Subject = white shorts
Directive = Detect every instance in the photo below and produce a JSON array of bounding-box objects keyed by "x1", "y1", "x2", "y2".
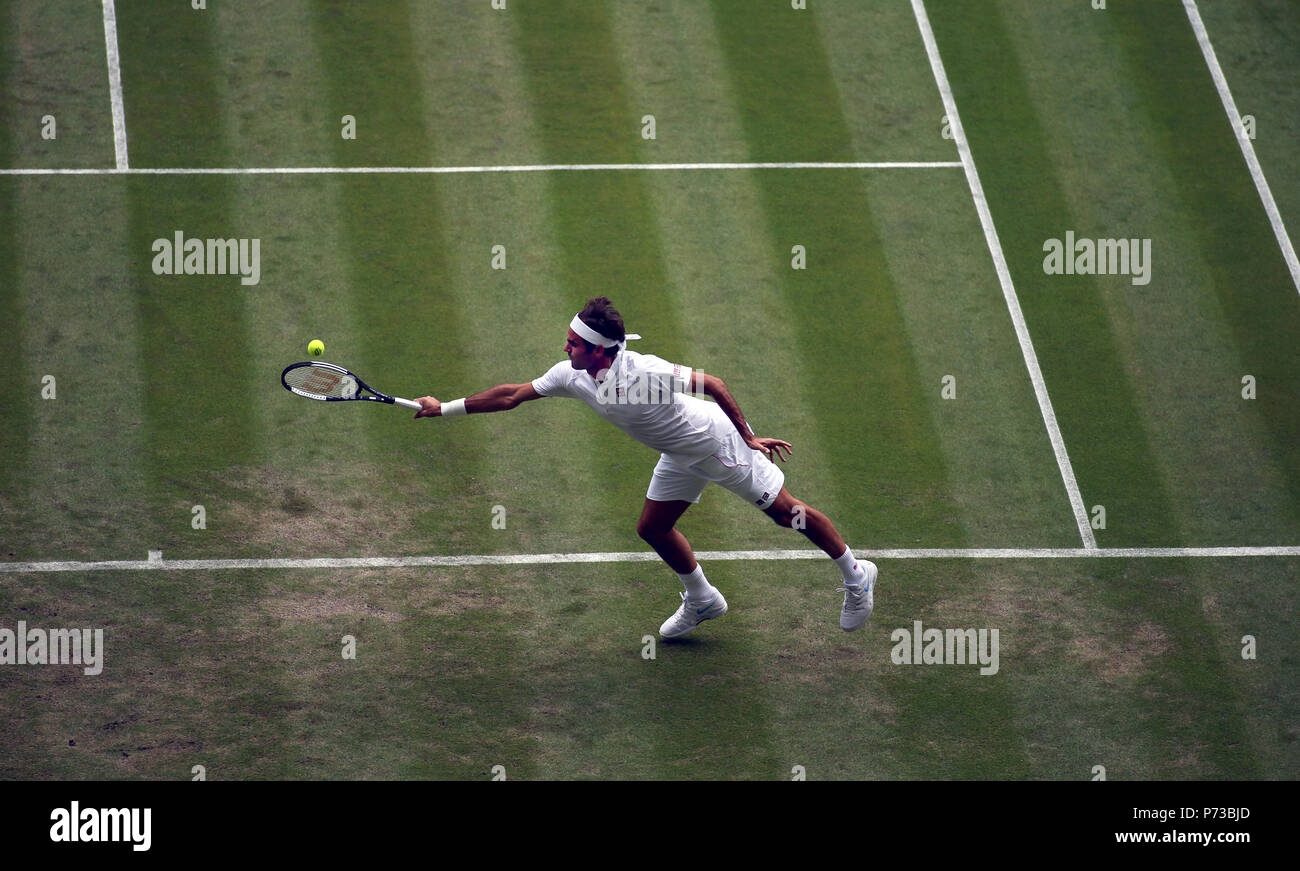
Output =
[{"x1": 646, "y1": 432, "x2": 786, "y2": 510}]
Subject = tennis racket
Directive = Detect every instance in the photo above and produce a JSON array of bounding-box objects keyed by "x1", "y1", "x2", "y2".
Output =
[{"x1": 281, "y1": 361, "x2": 423, "y2": 410}]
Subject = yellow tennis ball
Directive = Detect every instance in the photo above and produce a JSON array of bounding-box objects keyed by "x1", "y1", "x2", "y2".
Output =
[{"x1": 308, "y1": 339, "x2": 324, "y2": 357}]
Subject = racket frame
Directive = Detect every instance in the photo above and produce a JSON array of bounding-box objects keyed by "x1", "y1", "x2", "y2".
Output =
[{"x1": 281, "y1": 361, "x2": 423, "y2": 410}]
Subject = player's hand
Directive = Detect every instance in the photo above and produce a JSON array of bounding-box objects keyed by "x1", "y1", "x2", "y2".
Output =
[
  {"x1": 414, "y1": 396, "x2": 441, "y2": 419},
  {"x1": 748, "y1": 436, "x2": 792, "y2": 462}
]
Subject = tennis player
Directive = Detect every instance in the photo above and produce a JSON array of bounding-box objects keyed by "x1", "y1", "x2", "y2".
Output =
[{"x1": 414, "y1": 297, "x2": 876, "y2": 638}]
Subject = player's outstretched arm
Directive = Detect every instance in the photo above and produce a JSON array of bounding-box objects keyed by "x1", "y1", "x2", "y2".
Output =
[
  {"x1": 690, "y1": 372, "x2": 793, "y2": 462},
  {"x1": 414, "y1": 383, "x2": 541, "y2": 418}
]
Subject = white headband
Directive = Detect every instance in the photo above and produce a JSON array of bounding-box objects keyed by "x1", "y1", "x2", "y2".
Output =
[{"x1": 570, "y1": 314, "x2": 641, "y2": 351}]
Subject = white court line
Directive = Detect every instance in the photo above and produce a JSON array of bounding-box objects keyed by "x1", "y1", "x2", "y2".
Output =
[
  {"x1": 100, "y1": 0, "x2": 129, "y2": 170},
  {"x1": 1184, "y1": 0, "x2": 1300, "y2": 298},
  {"x1": 0, "y1": 161, "x2": 962, "y2": 177},
  {"x1": 1, "y1": 546, "x2": 1296, "y2": 573},
  {"x1": 911, "y1": 0, "x2": 1097, "y2": 550}
]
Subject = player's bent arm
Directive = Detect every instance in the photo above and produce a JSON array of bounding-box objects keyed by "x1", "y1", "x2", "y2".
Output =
[
  {"x1": 688, "y1": 371, "x2": 793, "y2": 462},
  {"x1": 689, "y1": 372, "x2": 755, "y2": 441},
  {"x1": 414, "y1": 383, "x2": 541, "y2": 418}
]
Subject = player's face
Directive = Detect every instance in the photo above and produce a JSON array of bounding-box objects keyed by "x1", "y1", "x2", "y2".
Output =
[{"x1": 564, "y1": 329, "x2": 607, "y2": 370}]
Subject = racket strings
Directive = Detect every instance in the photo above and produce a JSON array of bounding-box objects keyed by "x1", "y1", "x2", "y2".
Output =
[{"x1": 285, "y1": 365, "x2": 356, "y2": 399}]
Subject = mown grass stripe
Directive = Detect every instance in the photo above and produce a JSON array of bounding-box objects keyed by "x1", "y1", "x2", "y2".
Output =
[
  {"x1": 1178, "y1": 556, "x2": 1298, "y2": 778},
  {"x1": 1113, "y1": 0, "x2": 1300, "y2": 527},
  {"x1": 821, "y1": 2, "x2": 1079, "y2": 547},
  {"x1": 510, "y1": 1, "x2": 644, "y2": 165},
  {"x1": 861, "y1": 171, "x2": 1081, "y2": 547},
  {"x1": 2, "y1": 5, "x2": 147, "y2": 778},
  {"x1": 993, "y1": 0, "x2": 1296, "y2": 546},
  {"x1": 711, "y1": 0, "x2": 1034, "y2": 779},
  {"x1": 760, "y1": 174, "x2": 964, "y2": 547},
  {"x1": 5, "y1": 12, "x2": 146, "y2": 553},
  {"x1": 307, "y1": 0, "x2": 540, "y2": 779},
  {"x1": 119, "y1": 0, "x2": 259, "y2": 545},
  {"x1": 1184, "y1": 0, "x2": 1299, "y2": 296},
  {"x1": 1192, "y1": 0, "x2": 1300, "y2": 277},
  {"x1": 404, "y1": 4, "x2": 610, "y2": 556},
  {"x1": 0, "y1": 2, "x2": 16, "y2": 170},
  {"x1": 307, "y1": 14, "x2": 484, "y2": 559},
  {"x1": 1101, "y1": 0, "x2": 1290, "y2": 780},
  {"x1": 405, "y1": 0, "x2": 545, "y2": 167},
  {"x1": 0, "y1": 208, "x2": 27, "y2": 552},
  {"x1": 115, "y1": 2, "x2": 228, "y2": 167},
  {"x1": 16, "y1": 178, "x2": 152, "y2": 562},
  {"x1": 512, "y1": 0, "x2": 783, "y2": 779},
  {"x1": 711, "y1": 1, "x2": 856, "y2": 163},
  {"x1": 1096, "y1": 556, "x2": 1263, "y2": 778},
  {"x1": 3, "y1": 0, "x2": 116, "y2": 169},
  {"x1": 119, "y1": 6, "x2": 276, "y2": 778},
  {"x1": 0, "y1": 5, "x2": 33, "y2": 560},
  {"x1": 404, "y1": 4, "x2": 656, "y2": 777},
  {"x1": 512, "y1": 0, "x2": 689, "y2": 528},
  {"x1": 608, "y1": 1, "x2": 844, "y2": 551},
  {"x1": 927, "y1": 1, "x2": 1180, "y2": 548},
  {"x1": 914, "y1": 0, "x2": 1094, "y2": 549},
  {"x1": 210, "y1": 0, "x2": 339, "y2": 168},
  {"x1": 711, "y1": 4, "x2": 964, "y2": 548},
  {"x1": 209, "y1": 1, "x2": 381, "y2": 563},
  {"x1": 930, "y1": 0, "x2": 1263, "y2": 778},
  {"x1": 609, "y1": 5, "x2": 900, "y2": 776},
  {"x1": 814, "y1": 0, "x2": 958, "y2": 163},
  {"x1": 607, "y1": 0, "x2": 755, "y2": 166},
  {"x1": 4, "y1": 2, "x2": 265, "y2": 778},
  {"x1": 0, "y1": 3, "x2": 11, "y2": 161}
]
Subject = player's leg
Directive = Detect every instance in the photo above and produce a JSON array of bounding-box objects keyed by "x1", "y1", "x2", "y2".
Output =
[
  {"x1": 642, "y1": 459, "x2": 727, "y2": 638},
  {"x1": 639, "y1": 499, "x2": 729, "y2": 638},
  {"x1": 636, "y1": 498, "x2": 696, "y2": 574},
  {"x1": 685, "y1": 425, "x2": 876, "y2": 631},
  {"x1": 762, "y1": 488, "x2": 846, "y2": 557},
  {"x1": 762, "y1": 487, "x2": 875, "y2": 630}
]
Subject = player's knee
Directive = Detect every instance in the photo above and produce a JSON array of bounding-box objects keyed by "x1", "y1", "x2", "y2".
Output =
[{"x1": 637, "y1": 518, "x2": 662, "y2": 541}]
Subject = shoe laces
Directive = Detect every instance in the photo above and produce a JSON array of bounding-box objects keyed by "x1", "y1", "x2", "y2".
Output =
[
  {"x1": 672, "y1": 591, "x2": 698, "y2": 619},
  {"x1": 839, "y1": 580, "x2": 869, "y2": 601}
]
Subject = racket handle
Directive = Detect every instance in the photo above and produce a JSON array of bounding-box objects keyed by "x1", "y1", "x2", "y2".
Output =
[{"x1": 394, "y1": 397, "x2": 423, "y2": 411}]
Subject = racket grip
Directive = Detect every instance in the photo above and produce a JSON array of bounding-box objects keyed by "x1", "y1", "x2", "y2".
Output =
[{"x1": 394, "y1": 397, "x2": 423, "y2": 411}]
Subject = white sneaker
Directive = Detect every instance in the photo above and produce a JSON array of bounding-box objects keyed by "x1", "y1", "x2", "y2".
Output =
[
  {"x1": 660, "y1": 588, "x2": 728, "y2": 639},
  {"x1": 840, "y1": 561, "x2": 877, "y2": 631}
]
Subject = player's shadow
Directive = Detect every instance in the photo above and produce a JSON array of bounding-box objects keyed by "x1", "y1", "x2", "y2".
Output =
[{"x1": 658, "y1": 635, "x2": 707, "y2": 647}]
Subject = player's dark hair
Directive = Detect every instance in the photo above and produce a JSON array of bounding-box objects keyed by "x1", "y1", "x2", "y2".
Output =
[{"x1": 578, "y1": 297, "x2": 625, "y2": 359}]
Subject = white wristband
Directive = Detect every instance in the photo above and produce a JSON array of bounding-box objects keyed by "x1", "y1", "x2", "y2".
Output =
[{"x1": 441, "y1": 398, "x2": 467, "y2": 418}]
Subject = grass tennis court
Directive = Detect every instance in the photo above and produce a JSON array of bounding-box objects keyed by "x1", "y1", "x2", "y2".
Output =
[{"x1": 1, "y1": 0, "x2": 1296, "y2": 780}]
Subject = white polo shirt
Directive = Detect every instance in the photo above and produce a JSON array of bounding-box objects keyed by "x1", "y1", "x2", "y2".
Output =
[{"x1": 531, "y1": 350, "x2": 738, "y2": 461}]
